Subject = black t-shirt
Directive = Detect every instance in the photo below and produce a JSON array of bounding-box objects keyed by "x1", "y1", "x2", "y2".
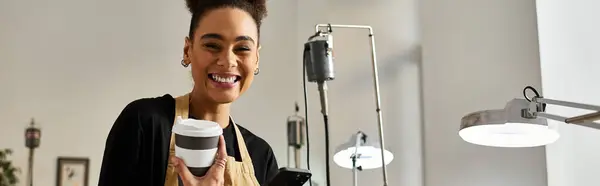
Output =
[{"x1": 98, "y1": 94, "x2": 279, "y2": 186}]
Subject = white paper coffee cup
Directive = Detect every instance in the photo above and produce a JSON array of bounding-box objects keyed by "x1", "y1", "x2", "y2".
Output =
[{"x1": 172, "y1": 116, "x2": 223, "y2": 177}]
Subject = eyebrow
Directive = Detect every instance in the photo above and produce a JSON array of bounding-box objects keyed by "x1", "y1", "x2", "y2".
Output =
[{"x1": 200, "y1": 33, "x2": 255, "y2": 44}]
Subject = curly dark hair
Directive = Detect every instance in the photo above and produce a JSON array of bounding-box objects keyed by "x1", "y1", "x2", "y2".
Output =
[{"x1": 185, "y1": 0, "x2": 268, "y2": 39}]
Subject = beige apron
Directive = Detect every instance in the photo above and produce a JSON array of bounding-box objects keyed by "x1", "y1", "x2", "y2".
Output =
[{"x1": 164, "y1": 94, "x2": 260, "y2": 186}]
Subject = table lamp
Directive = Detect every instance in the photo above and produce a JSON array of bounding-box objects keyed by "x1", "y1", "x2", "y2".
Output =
[{"x1": 459, "y1": 86, "x2": 600, "y2": 147}]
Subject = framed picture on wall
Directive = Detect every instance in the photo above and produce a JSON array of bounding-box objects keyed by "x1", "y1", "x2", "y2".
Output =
[{"x1": 56, "y1": 157, "x2": 89, "y2": 186}]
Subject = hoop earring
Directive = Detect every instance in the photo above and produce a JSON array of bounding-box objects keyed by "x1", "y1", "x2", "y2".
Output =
[
  {"x1": 181, "y1": 59, "x2": 189, "y2": 67},
  {"x1": 254, "y1": 68, "x2": 260, "y2": 75}
]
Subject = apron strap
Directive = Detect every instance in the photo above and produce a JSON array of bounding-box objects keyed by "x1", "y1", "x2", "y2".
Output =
[
  {"x1": 230, "y1": 119, "x2": 257, "y2": 173},
  {"x1": 164, "y1": 94, "x2": 190, "y2": 186},
  {"x1": 228, "y1": 118, "x2": 260, "y2": 186}
]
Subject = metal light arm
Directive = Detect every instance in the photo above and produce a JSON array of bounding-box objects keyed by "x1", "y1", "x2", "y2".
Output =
[
  {"x1": 530, "y1": 97, "x2": 600, "y2": 130},
  {"x1": 314, "y1": 24, "x2": 389, "y2": 186}
]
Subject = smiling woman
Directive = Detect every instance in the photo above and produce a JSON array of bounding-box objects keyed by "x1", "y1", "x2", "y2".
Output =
[{"x1": 97, "y1": 1, "x2": 278, "y2": 186}]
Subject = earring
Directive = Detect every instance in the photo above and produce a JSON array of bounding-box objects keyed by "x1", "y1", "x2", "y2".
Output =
[
  {"x1": 181, "y1": 59, "x2": 189, "y2": 67},
  {"x1": 254, "y1": 68, "x2": 260, "y2": 75}
]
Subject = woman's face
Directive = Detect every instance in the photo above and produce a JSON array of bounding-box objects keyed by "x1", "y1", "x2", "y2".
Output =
[{"x1": 184, "y1": 7, "x2": 260, "y2": 104}]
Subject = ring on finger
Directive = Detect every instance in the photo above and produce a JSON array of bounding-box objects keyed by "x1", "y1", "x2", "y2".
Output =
[
  {"x1": 215, "y1": 158, "x2": 227, "y2": 165},
  {"x1": 214, "y1": 157, "x2": 227, "y2": 163},
  {"x1": 214, "y1": 160, "x2": 226, "y2": 168}
]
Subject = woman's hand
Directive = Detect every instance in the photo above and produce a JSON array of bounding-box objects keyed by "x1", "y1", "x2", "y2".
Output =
[{"x1": 171, "y1": 135, "x2": 228, "y2": 186}]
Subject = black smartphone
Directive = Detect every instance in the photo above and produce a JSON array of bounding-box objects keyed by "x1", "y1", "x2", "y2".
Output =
[{"x1": 267, "y1": 167, "x2": 312, "y2": 186}]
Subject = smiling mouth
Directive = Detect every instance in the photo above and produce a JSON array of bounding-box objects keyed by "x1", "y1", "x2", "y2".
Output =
[{"x1": 208, "y1": 73, "x2": 242, "y2": 84}]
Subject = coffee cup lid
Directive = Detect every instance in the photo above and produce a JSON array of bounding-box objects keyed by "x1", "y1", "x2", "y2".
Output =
[{"x1": 172, "y1": 116, "x2": 223, "y2": 137}]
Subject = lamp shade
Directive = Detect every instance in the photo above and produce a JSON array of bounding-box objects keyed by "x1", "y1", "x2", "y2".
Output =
[
  {"x1": 459, "y1": 98, "x2": 560, "y2": 148},
  {"x1": 333, "y1": 133, "x2": 394, "y2": 170}
]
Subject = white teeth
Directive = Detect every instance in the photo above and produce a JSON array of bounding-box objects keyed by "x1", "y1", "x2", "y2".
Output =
[{"x1": 211, "y1": 74, "x2": 236, "y2": 83}]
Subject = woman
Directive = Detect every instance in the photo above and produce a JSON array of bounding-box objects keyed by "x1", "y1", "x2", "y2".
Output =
[{"x1": 98, "y1": 0, "x2": 278, "y2": 185}]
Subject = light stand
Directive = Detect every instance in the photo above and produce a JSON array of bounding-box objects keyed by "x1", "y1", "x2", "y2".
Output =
[
  {"x1": 351, "y1": 132, "x2": 366, "y2": 186},
  {"x1": 459, "y1": 86, "x2": 600, "y2": 148},
  {"x1": 25, "y1": 118, "x2": 41, "y2": 186},
  {"x1": 312, "y1": 24, "x2": 389, "y2": 186},
  {"x1": 287, "y1": 102, "x2": 306, "y2": 168}
]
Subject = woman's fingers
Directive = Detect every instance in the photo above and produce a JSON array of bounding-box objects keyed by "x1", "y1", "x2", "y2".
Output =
[
  {"x1": 206, "y1": 135, "x2": 228, "y2": 177},
  {"x1": 216, "y1": 135, "x2": 227, "y2": 160},
  {"x1": 171, "y1": 156, "x2": 197, "y2": 184}
]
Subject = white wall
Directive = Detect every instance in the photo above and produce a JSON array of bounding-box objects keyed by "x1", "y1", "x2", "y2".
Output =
[
  {"x1": 0, "y1": 0, "x2": 299, "y2": 185},
  {"x1": 536, "y1": 0, "x2": 600, "y2": 186},
  {"x1": 420, "y1": 0, "x2": 548, "y2": 186}
]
